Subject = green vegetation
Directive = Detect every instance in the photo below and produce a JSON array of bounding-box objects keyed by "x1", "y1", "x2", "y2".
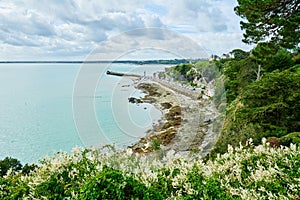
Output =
[
  {"x1": 0, "y1": 157, "x2": 22, "y2": 177},
  {"x1": 213, "y1": 62, "x2": 300, "y2": 155},
  {"x1": 235, "y1": 0, "x2": 299, "y2": 49},
  {"x1": 1, "y1": 1, "x2": 300, "y2": 199},
  {"x1": 0, "y1": 157, "x2": 37, "y2": 177},
  {"x1": 206, "y1": 0, "x2": 300, "y2": 156},
  {"x1": 150, "y1": 139, "x2": 161, "y2": 151},
  {"x1": 1, "y1": 142, "x2": 300, "y2": 199},
  {"x1": 165, "y1": 61, "x2": 219, "y2": 87},
  {"x1": 165, "y1": 47, "x2": 299, "y2": 158}
]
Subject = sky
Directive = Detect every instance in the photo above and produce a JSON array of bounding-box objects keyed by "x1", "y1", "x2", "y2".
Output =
[{"x1": 0, "y1": 0, "x2": 253, "y2": 61}]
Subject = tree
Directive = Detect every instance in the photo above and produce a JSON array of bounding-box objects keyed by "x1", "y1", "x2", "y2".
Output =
[
  {"x1": 221, "y1": 56, "x2": 257, "y2": 103},
  {"x1": 240, "y1": 65, "x2": 300, "y2": 135},
  {"x1": 251, "y1": 42, "x2": 296, "y2": 72},
  {"x1": 230, "y1": 49, "x2": 250, "y2": 60},
  {"x1": 213, "y1": 65, "x2": 300, "y2": 155},
  {"x1": 21, "y1": 163, "x2": 37, "y2": 175},
  {"x1": 0, "y1": 157, "x2": 22, "y2": 177},
  {"x1": 235, "y1": 0, "x2": 300, "y2": 49}
]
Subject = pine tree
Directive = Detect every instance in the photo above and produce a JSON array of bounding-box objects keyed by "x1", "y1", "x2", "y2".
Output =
[{"x1": 235, "y1": 0, "x2": 300, "y2": 49}]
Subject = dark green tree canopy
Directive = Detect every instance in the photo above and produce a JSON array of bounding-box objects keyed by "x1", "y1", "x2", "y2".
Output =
[
  {"x1": 235, "y1": 0, "x2": 300, "y2": 49},
  {"x1": 0, "y1": 157, "x2": 22, "y2": 177},
  {"x1": 230, "y1": 49, "x2": 250, "y2": 60}
]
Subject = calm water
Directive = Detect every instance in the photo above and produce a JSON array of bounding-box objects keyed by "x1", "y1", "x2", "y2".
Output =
[{"x1": 0, "y1": 63, "x2": 166, "y2": 163}]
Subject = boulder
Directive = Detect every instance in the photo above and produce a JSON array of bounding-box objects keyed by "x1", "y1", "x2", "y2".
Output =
[
  {"x1": 128, "y1": 97, "x2": 143, "y2": 104},
  {"x1": 161, "y1": 102, "x2": 172, "y2": 109}
]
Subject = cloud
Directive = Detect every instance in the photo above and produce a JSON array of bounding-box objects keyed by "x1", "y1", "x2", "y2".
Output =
[
  {"x1": 88, "y1": 28, "x2": 208, "y2": 61},
  {"x1": 0, "y1": 6, "x2": 55, "y2": 37},
  {"x1": 0, "y1": 0, "x2": 248, "y2": 60},
  {"x1": 161, "y1": 0, "x2": 232, "y2": 33},
  {"x1": 193, "y1": 32, "x2": 253, "y2": 55},
  {"x1": 139, "y1": 13, "x2": 164, "y2": 28},
  {"x1": 144, "y1": 4, "x2": 168, "y2": 16}
]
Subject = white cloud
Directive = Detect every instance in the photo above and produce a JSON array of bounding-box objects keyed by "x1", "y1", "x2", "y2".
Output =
[
  {"x1": 160, "y1": 0, "x2": 228, "y2": 32},
  {"x1": 87, "y1": 28, "x2": 208, "y2": 61},
  {"x1": 191, "y1": 32, "x2": 253, "y2": 55},
  {"x1": 0, "y1": 0, "x2": 250, "y2": 60}
]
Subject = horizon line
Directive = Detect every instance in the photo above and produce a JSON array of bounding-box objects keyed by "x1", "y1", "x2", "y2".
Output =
[{"x1": 0, "y1": 58, "x2": 208, "y2": 64}]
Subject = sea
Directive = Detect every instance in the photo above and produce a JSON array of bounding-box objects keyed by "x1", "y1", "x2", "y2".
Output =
[{"x1": 0, "y1": 63, "x2": 167, "y2": 164}]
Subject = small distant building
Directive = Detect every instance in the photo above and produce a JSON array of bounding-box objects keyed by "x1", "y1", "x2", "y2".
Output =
[{"x1": 209, "y1": 54, "x2": 220, "y2": 61}]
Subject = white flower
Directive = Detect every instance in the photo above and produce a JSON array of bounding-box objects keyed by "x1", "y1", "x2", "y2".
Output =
[
  {"x1": 227, "y1": 144, "x2": 234, "y2": 154},
  {"x1": 290, "y1": 143, "x2": 297, "y2": 152},
  {"x1": 125, "y1": 148, "x2": 133, "y2": 156},
  {"x1": 5, "y1": 168, "x2": 14, "y2": 177}
]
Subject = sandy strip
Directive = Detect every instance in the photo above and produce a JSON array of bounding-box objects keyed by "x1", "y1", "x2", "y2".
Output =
[{"x1": 129, "y1": 77, "x2": 220, "y2": 158}]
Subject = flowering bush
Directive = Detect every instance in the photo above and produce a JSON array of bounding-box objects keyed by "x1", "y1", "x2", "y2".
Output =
[{"x1": 0, "y1": 140, "x2": 299, "y2": 199}]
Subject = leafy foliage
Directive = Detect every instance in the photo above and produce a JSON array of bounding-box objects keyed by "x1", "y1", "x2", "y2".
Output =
[
  {"x1": 21, "y1": 163, "x2": 37, "y2": 175},
  {"x1": 230, "y1": 49, "x2": 250, "y2": 60},
  {"x1": 220, "y1": 55, "x2": 257, "y2": 103},
  {"x1": 235, "y1": 0, "x2": 300, "y2": 49},
  {"x1": 1, "y1": 2, "x2": 300, "y2": 199},
  {"x1": 166, "y1": 61, "x2": 219, "y2": 86},
  {"x1": 174, "y1": 63, "x2": 192, "y2": 77},
  {"x1": 0, "y1": 157, "x2": 22, "y2": 177},
  {"x1": 79, "y1": 166, "x2": 147, "y2": 200},
  {"x1": 213, "y1": 53, "x2": 300, "y2": 155},
  {"x1": 0, "y1": 142, "x2": 299, "y2": 199},
  {"x1": 252, "y1": 43, "x2": 296, "y2": 72},
  {"x1": 240, "y1": 65, "x2": 300, "y2": 133}
]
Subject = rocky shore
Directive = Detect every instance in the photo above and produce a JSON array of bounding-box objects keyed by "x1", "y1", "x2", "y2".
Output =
[
  {"x1": 129, "y1": 78, "x2": 221, "y2": 159},
  {"x1": 128, "y1": 81, "x2": 181, "y2": 153}
]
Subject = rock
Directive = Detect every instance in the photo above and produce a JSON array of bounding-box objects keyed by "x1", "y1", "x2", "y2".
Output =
[
  {"x1": 128, "y1": 97, "x2": 135, "y2": 103},
  {"x1": 204, "y1": 119, "x2": 212, "y2": 123},
  {"x1": 138, "y1": 83, "x2": 161, "y2": 97},
  {"x1": 170, "y1": 106, "x2": 181, "y2": 115},
  {"x1": 162, "y1": 122, "x2": 172, "y2": 129},
  {"x1": 161, "y1": 102, "x2": 172, "y2": 109},
  {"x1": 160, "y1": 129, "x2": 176, "y2": 145},
  {"x1": 172, "y1": 117, "x2": 182, "y2": 126},
  {"x1": 151, "y1": 129, "x2": 176, "y2": 145},
  {"x1": 128, "y1": 97, "x2": 143, "y2": 104},
  {"x1": 165, "y1": 106, "x2": 182, "y2": 120},
  {"x1": 133, "y1": 147, "x2": 145, "y2": 154},
  {"x1": 142, "y1": 96, "x2": 156, "y2": 103}
]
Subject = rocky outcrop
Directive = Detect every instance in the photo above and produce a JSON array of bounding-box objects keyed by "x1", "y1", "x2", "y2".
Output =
[
  {"x1": 129, "y1": 79, "x2": 221, "y2": 159},
  {"x1": 130, "y1": 82, "x2": 183, "y2": 153},
  {"x1": 128, "y1": 97, "x2": 143, "y2": 104}
]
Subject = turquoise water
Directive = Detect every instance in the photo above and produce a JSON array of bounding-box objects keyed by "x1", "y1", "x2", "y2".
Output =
[{"x1": 0, "y1": 63, "x2": 166, "y2": 163}]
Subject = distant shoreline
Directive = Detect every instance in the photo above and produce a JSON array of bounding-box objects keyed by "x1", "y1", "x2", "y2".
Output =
[{"x1": 0, "y1": 59, "x2": 206, "y2": 65}]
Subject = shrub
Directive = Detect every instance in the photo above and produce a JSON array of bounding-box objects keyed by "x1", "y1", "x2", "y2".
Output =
[
  {"x1": 0, "y1": 141, "x2": 299, "y2": 199},
  {"x1": 0, "y1": 157, "x2": 22, "y2": 177}
]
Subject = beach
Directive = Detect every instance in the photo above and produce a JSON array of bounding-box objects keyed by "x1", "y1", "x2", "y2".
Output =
[{"x1": 129, "y1": 77, "x2": 220, "y2": 158}]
